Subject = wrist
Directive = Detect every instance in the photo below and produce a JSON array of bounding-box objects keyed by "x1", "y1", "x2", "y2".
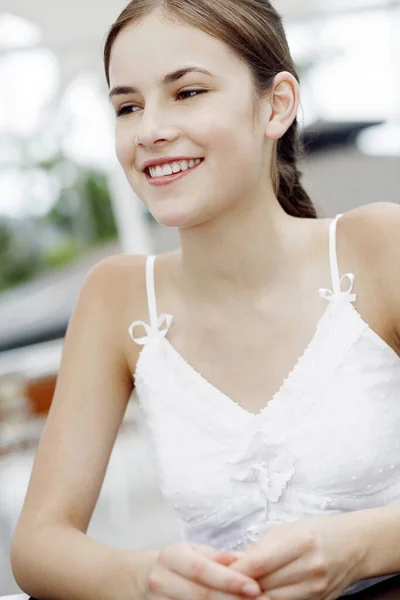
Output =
[
  {"x1": 339, "y1": 510, "x2": 373, "y2": 582},
  {"x1": 104, "y1": 548, "x2": 160, "y2": 600},
  {"x1": 133, "y1": 550, "x2": 161, "y2": 600}
]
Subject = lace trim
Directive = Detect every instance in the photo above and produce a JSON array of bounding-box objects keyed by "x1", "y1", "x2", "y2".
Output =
[
  {"x1": 134, "y1": 300, "x2": 367, "y2": 467},
  {"x1": 132, "y1": 268, "x2": 357, "y2": 428}
]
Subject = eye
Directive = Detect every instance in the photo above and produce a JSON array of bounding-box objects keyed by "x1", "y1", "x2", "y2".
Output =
[
  {"x1": 115, "y1": 89, "x2": 207, "y2": 117},
  {"x1": 176, "y1": 89, "x2": 207, "y2": 100},
  {"x1": 116, "y1": 104, "x2": 139, "y2": 117}
]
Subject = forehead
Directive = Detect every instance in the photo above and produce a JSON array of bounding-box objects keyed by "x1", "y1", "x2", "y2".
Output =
[{"x1": 108, "y1": 10, "x2": 247, "y2": 87}]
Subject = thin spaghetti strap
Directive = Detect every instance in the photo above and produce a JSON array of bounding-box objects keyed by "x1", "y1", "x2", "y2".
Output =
[
  {"x1": 146, "y1": 255, "x2": 158, "y2": 328},
  {"x1": 128, "y1": 255, "x2": 173, "y2": 346},
  {"x1": 319, "y1": 214, "x2": 356, "y2": 304},
  {"x1": 328, "y1": 214, "x2": 344, "y2": 295}
]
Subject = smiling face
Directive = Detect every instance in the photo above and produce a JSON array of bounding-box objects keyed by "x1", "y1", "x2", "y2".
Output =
[{"x1": 108, "y1": 9, "x2": 274, "y2": 228}]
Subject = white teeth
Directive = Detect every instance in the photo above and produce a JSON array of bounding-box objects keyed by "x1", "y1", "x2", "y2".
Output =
[
  {"x1": 148, "y1": 158, "x2": 202, "y2": 178},
  {"x1": 161, "y1": 164, "x2": 173, "y2": 176}
]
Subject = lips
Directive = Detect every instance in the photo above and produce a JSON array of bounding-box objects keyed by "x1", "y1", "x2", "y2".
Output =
[
  {"x1": 142, "y1": 156, "x2": 204, "y2": 173},
  {"x1": 144, "y1": 158, "x2": 204, "y2": 186}
]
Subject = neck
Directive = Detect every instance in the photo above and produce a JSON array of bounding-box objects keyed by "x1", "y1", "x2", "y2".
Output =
[{"x1": 176, "y1": 190, "x2": 308, "y2": 308}]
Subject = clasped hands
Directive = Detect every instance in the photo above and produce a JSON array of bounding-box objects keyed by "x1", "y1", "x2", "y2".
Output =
[{"x1": 213, "y1": 514, "x2": 367, "y2": 600}]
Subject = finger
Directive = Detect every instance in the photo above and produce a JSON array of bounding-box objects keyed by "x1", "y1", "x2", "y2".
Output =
[
  {"x1": 163, "y1": 545, "x2": 262, "y2": 596},
  {"x1": 194, "y1": 546, "x2": 245, "y2": 568},
  {"x1": 229, "y1": 542, "x2": 304, "y2": 579},
  {"x1": 214, "y1": 552, "x2": 246, "y2": 566},
  {"x1": 258, "y1": 554, "x2": 318, "y2": 591},
  {"x1": 148, "y1": 565, "x2": 258, "y2": 600},
  {"x1": 214, "y1": 555, "x2": 240, "y2": 566},
  {"x1": 255, "y1": 580, "x2": 327, "y2": 600},
  {"x1": 194, "y1": 546, "x2": 242, "y2": 569},
  {"x1": 191, "y1": 544, "x2": 245, "y2": 561}
]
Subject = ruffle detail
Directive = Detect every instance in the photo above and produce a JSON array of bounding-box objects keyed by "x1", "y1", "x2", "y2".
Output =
[{"x1": 227, "y1": 430, "x2": 295, "y2": 519}]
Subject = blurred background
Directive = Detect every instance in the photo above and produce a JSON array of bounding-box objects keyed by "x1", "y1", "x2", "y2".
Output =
[{"x1": 0, "y1": 0, "x2": 399, "y2": 595}]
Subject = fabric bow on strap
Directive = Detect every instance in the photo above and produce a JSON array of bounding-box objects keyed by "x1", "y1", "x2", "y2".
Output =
[
  {"x1": 319, "y1": 273, "x2": 356, "y2": 304},
  {"x1": 128, "y1": 313, "x2": 173, "y2": 345}
]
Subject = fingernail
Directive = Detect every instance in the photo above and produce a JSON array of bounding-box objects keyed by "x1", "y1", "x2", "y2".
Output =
[{"x1": 242, "y1": 583, "x2": 261, "y2": 596}]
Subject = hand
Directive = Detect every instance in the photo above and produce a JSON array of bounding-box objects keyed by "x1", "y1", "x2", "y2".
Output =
[
  {"x1": 220, "y1": 515, "x2": 366, "y2": 600},
  {"x1": 145, "y1": 542, "x2": 262, "y2": 600}
]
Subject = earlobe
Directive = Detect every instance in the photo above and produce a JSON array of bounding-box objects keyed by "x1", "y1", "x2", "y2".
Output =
[
  {"x1": 266, "y1": 114, "x2": 296, "y2": 141},
  {"x1": 265, "y1": 74, "x2": 298, "y2": 141}
]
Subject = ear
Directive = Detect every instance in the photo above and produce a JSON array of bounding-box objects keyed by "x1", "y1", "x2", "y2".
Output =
[{"x1": 264, "y1": 71, "x2": 299, "y2": 141}]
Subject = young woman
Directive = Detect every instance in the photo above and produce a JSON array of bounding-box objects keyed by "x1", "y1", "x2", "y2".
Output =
[{"x1": 11, "y1": 1, "x2": 400, "y2": 600}]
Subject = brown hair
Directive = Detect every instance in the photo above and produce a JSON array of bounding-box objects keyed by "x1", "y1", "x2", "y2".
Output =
[{"x1": 104, "y1": 0, "x2": 317, "y2": 218}]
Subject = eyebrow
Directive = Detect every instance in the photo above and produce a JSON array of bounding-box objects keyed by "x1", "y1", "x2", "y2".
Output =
[{"x1": 108, "y1": 66, "x2": 213, "y2": 101}]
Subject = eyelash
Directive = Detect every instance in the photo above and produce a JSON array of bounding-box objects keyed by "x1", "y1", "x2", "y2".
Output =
[{"x1": 116, "y1": 89, "x2": 207, "y2": 117}]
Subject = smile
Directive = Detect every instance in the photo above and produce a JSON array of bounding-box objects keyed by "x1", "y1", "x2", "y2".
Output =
[{"x1": 145, "y1": 158, "x2": 204, "y2": 186}]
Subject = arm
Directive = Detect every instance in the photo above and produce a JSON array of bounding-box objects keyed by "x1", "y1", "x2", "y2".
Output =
[
  {"x1": 341, "y1": 202, "x2": 400, "y2": 581},
  {"x1": 10, "y1": 255, "x2": 155, "y2": 600},
  {"x1": 343, "y1": 201, "x2": 400, "y2": 351},
  {"x1": 342, "y1": 505, "x2": 400, "y2": 581},
  {"x1": 378, "y1": 202, "x2": 400, "y2": 349},
  {"x1": 13, "y1": 525, "x2": 159, "y2": 600}
]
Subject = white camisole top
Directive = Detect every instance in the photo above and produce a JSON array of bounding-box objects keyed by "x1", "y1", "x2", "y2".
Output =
[{"x1": 128, "y1": 213, "x2": 400, "y2": 596}]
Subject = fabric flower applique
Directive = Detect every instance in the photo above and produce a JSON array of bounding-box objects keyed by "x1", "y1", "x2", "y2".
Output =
[{"x1": 227, "y1": 430, "x2": 295, "y2": 520}]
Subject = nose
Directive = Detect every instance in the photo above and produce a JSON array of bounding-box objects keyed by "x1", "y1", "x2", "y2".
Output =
[{"x1": 135, "y1": 104, "x2": 178, "y2": 148}]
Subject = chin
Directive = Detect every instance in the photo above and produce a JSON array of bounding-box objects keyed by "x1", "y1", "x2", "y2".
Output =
[
  {"x1": 152, "y1": 211, "x2": 206, "y2": 229},
  {"x1": 150, "y1": 201, "x2": 216, "y2": 229}
]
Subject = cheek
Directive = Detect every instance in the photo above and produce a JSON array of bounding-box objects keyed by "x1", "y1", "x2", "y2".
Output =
[
  {"x1": 200, "y1": 120, "x2": 259, "y2": 183},
  {"x1": 194, "y1": 99, "x2": 257, "y2": 166},
  {"x1": 194, "y1": 105, "x2": 235, "y2": 147},
  {"x1": 115, "y1": 125, "x2": 135, "y2": 169}
]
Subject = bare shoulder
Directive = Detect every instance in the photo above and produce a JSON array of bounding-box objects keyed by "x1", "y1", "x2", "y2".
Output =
[
  {"x1": 82, "y1": 253, "x2": 149, "y2": 357},
  {"x1": 85, "y1": 252, "x2": 147, "y2": 296},
  {"x1": 339, "y1": 201, "x2": 400, "y2": 248},
  {"x1": 339, "y1": 202, "x2": 400, "y2": 344},
  {"x1": 86, "y1": 251, "x2": 179, "y2": 374}
]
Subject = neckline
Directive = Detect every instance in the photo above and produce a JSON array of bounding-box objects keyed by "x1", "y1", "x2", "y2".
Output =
[
  {"x1": 136, "y1": 216, "x2": 339, "y2": 419},
  {"x1": 133, "y1": 213, "x2": 400, "y2": 420},
  {"x1": 135, "y1": 300, "x2": 400, "y2": 422},
  {"x1": 157, "y1": 301, "x2": 333, "y2": 419}
]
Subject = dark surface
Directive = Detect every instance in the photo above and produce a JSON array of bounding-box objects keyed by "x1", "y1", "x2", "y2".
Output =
[
  {"x1": 302, "y1": 120, "x2": 383, "y2": 155},
  {"x1": 0, "y1": 241, "x2": 119, "y2": 353},
  {"x1": 26, "y1": 573, "x2": 400, "y2": 600},
  {"x1": 339, "y1": 573, "x2": 400, "y2": 599}
]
